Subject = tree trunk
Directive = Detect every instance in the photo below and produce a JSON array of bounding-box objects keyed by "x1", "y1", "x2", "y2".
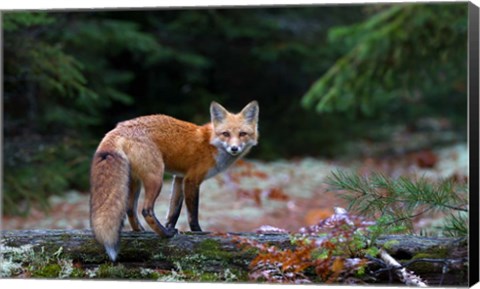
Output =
[{"x1": 1, "y1": 229, "x2": 468, "y2": 285}]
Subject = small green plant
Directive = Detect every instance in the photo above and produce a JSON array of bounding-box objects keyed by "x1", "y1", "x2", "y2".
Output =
[{"x1": 328, "y1": 170, "x2": 468, "y2": 236}]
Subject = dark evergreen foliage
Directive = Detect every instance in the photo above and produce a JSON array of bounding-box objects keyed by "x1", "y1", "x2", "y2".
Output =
[{"x1": 2, "y1": 4, "x2": 468, "y2": 214}]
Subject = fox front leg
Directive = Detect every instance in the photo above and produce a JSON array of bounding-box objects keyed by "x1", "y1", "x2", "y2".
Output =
[{"x1": 184, "y1": 178, "x2": 202, "y2": 232}]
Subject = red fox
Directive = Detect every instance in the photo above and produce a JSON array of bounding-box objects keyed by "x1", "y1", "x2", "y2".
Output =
[{"x1": 90, "y1": 101, "x2": 259, "y2": 261}]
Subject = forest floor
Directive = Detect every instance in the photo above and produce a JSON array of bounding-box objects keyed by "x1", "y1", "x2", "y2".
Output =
[{"x1": 1, "y1": 143, "x2": 468, "y2": 236}]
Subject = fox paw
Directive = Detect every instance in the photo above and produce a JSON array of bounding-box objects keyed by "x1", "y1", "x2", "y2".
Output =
[
  {"x1": 190, "y1": 225, "x2": 202, "y2": 232},
  {"x1": 165, "y1": 227, "x2": 178, "y2": 238},
  {"x1": 131, "y1": 227, "x2": 145, "y2": 232}
]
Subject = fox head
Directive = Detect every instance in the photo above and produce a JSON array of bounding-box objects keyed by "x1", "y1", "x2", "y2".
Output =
[{"x1": 210, "y1": 100, "x2": 259, "y2": 156}]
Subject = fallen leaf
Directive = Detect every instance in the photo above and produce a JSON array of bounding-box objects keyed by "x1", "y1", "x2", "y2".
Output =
[{"x1": 304, "y1": 209, "x2": 333, "y2": 226}]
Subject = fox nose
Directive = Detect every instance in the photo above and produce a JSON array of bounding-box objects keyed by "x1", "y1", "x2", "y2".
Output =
[{"x1": 231, "y1": 146, "x2": 239, "y2": 153}]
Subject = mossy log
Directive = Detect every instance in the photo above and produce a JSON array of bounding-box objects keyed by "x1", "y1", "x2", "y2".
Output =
[{"x1": 1, "y1": 230, "x2": 468, "y2": 284}]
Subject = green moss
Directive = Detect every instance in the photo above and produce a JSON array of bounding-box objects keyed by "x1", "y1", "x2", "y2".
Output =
[
  {"x1": 70, "y1": 268, "x2": 86, "y2": 278},
  {"x1": 55, "y1": 236, "x2": 251, "y2": 281},
  {"x1": 160, "y1": 244, "x2": 188, "y2": 264},
  {"x1": 96, "y1": 263, "x2": 127, "y2": 278},
  {"x1": 198, "y1": 272, "x2": 219, "y2": 281},
  {"x1": 240, "y1": 246, "x2": 260, "y2": 259},
  {"x1": 196, "y1": 239, "x2": 234, "y2": 261},
  {"x1": 158, "y1": 239, "x2": 250, "y2": 282},
  {"x1": 91, "y1": 264, "x2": 163, "y2": 280},
  {"x1": 197, "y1": 239, "x2": 222, "y2": 251},
  {"x1": 228, "y1": 268, "x2": 249, "y2": 281},
  {"x1": 60, "y1": 233, "x2": 72, "y2": 242},
  {"x1": 95, "y1": 264, "x2": 138, "y2": 279},
  {"x1": 429, "y1": 247, "x2": 449, "y2": 258},
  {"x1": 75, "y1": 240, "x2": 109, "y2": 263},
  {"x1": 152, "y1": 252, "x2": 166, "y2": 260},
  {"x1": 410, "y1": 246, "x2": 449, "y2": 260},
  {"x1": 382, "y1": 240, "x2": 399, "y2": 250},
  {"x1": 412, "y1": 253, "x2": 436, "y2": 259},
  {"x1": 31, "y1": 264, "x2": 62, "y2": 277},
  {"x1": 179, "y1": 268, "x2": 246, "y2": 282},
  {"x1": 405, "y1": 246, "x2": 459, "y2": 274},
  {"x1": 406, "y1": 260, "x2": 439, "y2": 273}
]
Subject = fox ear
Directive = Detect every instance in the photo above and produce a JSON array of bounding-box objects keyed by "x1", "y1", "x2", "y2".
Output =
[
  {"x1": 210, "y1": 101, "x2": 228, "y2": 124},
  {"x1": 241, "y1": 100, "x2": 259, "y2": 124}
]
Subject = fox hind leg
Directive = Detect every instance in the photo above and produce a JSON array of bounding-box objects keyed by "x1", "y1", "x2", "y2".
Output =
[
  {"x1": 141, "y1": 171, "x2": 177, "y2": 238},
  {"x1": 127, "y1": 178, "x2": 144, "y2": 231}
]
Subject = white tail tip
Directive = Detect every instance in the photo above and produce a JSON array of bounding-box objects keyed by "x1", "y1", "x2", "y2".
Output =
[{"x1": 105, "y1": 245, "x2": 118, "y2": 262}]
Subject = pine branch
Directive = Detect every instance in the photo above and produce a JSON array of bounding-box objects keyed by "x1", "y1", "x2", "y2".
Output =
[{"x1": 327, "y1": 170, "x2": 468, "y2": 236}]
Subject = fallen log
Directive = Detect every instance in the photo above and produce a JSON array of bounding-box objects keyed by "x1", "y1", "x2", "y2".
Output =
[{"x1": 0, "y1": 230, "x2": 468, "y2": 285}]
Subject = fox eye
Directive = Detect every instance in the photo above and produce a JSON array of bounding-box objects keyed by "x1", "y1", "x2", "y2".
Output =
[
  {"x1": 222, "y1": 131, "x2": 230, "y2": 137},
  {"x1": 239, "y1": 132, "x2": 248, "y2": 137}
]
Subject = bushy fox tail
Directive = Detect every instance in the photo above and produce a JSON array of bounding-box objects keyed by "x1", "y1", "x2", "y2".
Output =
[{"x1": 89, "y1": 150, "x2": 130, "y2": 262}]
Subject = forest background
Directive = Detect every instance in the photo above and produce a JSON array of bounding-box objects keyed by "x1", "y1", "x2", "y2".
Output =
[{"x1": 3, "y1": 3, "x2": 468, "y2": 218}]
